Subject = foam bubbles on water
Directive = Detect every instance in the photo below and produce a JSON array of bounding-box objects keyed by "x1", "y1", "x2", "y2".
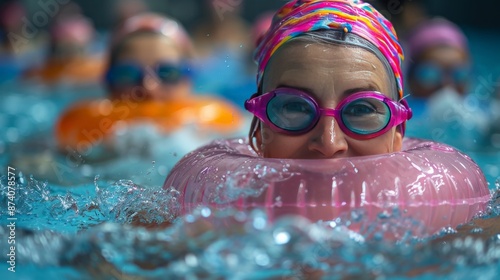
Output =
[{"x1": 214, "y1": 163, "x2": 293, "y2": 205}]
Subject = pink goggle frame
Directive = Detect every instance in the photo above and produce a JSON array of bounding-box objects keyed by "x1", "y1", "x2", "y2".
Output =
[{"x1": 245, "y1": 87, "x2": 412, "y2": 140}]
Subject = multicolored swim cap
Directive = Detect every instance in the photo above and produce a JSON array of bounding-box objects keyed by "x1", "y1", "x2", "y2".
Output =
[{"x1": 254, "y1": 0, "x2": 404, "y2": 99}]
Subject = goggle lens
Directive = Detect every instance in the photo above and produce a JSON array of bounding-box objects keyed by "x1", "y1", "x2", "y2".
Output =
[
  {"x1": 341, "y1": 97, "x2": 391, "y2": 135},
  {"x1": 266, "y1": 93, "x2": 392, "y2": 135},
  {"x1": 267, "y1": 94, "x2": 316, "y2": 132},
  {"x1": 157, "y1": 64, "x2": 184, "y2": 84},
  {"x1": 245, "y1": 87, "x2": 412, "y2": 139},
  {"x1": 109, "y1": 64, "x2": 143, "y2": 87},
  {"x1": 414, "y1": 63, "x2": 470, "y2": 87},
  {"x1": 106, "y1": 62, "x2": 190, "y2": 89}
]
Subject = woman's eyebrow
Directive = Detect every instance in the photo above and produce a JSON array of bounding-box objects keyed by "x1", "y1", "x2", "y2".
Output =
[
  {"x1": 275, "y1": 83, "x2": 319, "y2": 97},
  {"x1": 274, "y1": 84, "x2": 381, "y2": 99},
  {"x1": 342, "y1": 85, "x2": 380, "y2": 97}
]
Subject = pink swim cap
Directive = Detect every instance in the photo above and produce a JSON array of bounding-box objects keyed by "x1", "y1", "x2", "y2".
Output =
[
  {"x1": 252, "y1": 12, "x2": 274, "y2": 47},
  {"x1": 111, "y1": 13, "x2": 192, "y2": 53},
  {"x1": 50, "y1": 17, "x2": 95, "y2": 46},
  {"x1": 406, "y1": 18, "x2": 468, "y2": 61},
  {"x1": 0, "y1": 2, "x2": 26, "y2": 29},
  {"x1": 254, "y1": 0, "x2": 404, "y2": 99}
]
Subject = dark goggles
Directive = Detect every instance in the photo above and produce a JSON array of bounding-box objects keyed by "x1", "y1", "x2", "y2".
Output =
[
  {"x1": 413, "y1": 62, "x2": 470, "y2": 88},
  {"x1": 105, "y1": 61, "x2": 192, "y2": 89}
]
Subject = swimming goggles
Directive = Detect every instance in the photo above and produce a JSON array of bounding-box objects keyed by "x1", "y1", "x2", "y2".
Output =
[
  {"x1": 245, "y1": 87, "x2": 412, "y2": 139},
  {"x1": 413, "y1": 62, "x2": 470, "y2": 88},
  {"x1": 105, "y1": 61, "x2": 192, "y2": 89}
]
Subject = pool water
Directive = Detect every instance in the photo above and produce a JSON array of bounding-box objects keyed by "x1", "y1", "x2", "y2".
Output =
[
  {"x1": 1, "y1": 174, "x2": 500, "y2": 279},
  {"x1": 1, "y1": 44, "x2": 500, "y2": 279},
  {"x1": 0, "y1": 82, "x2": 500, "y2": 279}
]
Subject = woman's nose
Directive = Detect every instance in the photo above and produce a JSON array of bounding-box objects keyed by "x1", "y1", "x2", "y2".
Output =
[
  {"x1": 143, "y1": 71, "x2": 160, "y2": 91},
  {"x1": 307, "y1": 116, "x2": 348, "y2": 158}
]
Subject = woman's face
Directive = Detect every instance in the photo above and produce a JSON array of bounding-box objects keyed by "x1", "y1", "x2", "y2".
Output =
[
  {"x1": 409, "y1": 46, "x2": 469, "y2": 98},
  {"x1": 111, "y1": 33, "x2": 191, "y2": 100},
  {"x1": 255, "y1": 41, "x2": 403, "y2": 159}
]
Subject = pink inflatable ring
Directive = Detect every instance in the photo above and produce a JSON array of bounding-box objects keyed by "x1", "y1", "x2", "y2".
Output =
[{"x1": 164, "y1": 137, "x2": 490, "y2": 235}]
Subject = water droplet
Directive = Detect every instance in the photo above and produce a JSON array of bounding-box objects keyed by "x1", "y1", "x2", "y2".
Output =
[
  {"x1": 252, "y1": 216, "x2": 266, "y2": 230},
  {"x1": 273, "y1": 230, "x2": 291, "y2": 245},
  {"x1": 185, "y1": 214, "x2": 196, "y2": 223},
  {"x1": 185, "y1": 253, "x2": 198, "y2": 267},
  {"x1": 234, "y1": 211, "x2": 247, "y2": 222},
  {"x1": 274, "y1": 196, "x2": 282, "y2": 207},
  {"x1": 470, "y1": 227, "x2": 483, "y2": 233},
  {"x1": 254, "y1": 252, "x2": 270, "y2": 266},
  {"x1": 201, "y1": 207, "x2": 211, "y2": 217}
]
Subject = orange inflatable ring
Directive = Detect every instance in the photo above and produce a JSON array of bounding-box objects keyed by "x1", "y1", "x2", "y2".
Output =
[
  {"x1": 24, "y1": 57, "x2": 105, "y2": 84},
  {"x1": 56, "y1": 97, "x2": 243, "y2": 151}
]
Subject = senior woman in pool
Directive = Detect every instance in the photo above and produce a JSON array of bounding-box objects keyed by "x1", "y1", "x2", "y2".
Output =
[
  {"x1": 152, "y1": 1, "x2": 495, "y2": 276},
  {"x1": 245, "y1": 0, "x2": 410, "y2": 159},
  {"x1": 243, "y1": 0, "x2": 499, "y2": 246}
]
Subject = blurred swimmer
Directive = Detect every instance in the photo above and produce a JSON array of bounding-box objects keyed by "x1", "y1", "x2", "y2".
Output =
[
  {"x1": 105, "y1": 13, "x2": 195, "y2": 100},
  {"x1": 406, "y1": 18, "x2": 471, "y2": 99},
  {"x1": 56, "y1": 14, "x2": 243, "y2": 162},
  {"x1": 23, "y1": 16, "x2": 104, "y2": 84}
]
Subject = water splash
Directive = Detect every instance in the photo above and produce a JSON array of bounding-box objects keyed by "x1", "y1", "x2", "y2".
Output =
[
  {"x1": 2, "y1": 204, "x2": 500, "y2": 279},
  {"x1": 2, "y1": 174, "x2": 500, "y2": 279},
  {"x1": 0, "y1": 173, "x2": 180, "y2": 232}
]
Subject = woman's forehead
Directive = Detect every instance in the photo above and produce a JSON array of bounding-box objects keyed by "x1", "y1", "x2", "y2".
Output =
[
  {"x1": 262, "y1": 41, "x2": 393, "y2": 99},
  {"x1": 418, "y1": 45, "x2": 469, "y2": 66},
  {"x1": 117, "y1": 34, "x2": 182, "y2": 65}
]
